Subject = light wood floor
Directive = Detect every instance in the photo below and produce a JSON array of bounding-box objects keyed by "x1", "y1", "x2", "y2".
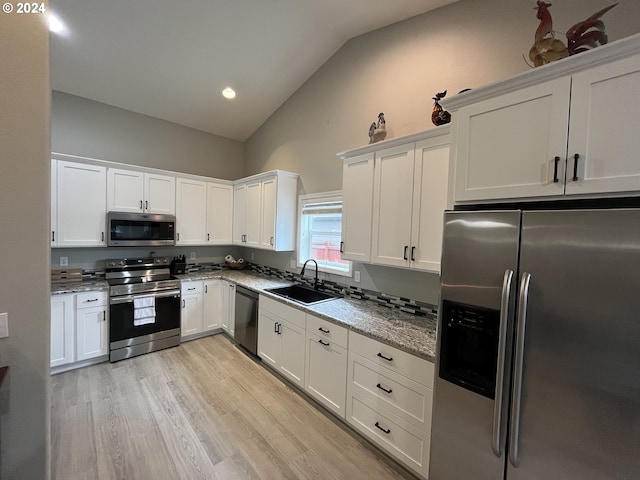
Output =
[{"x1": 51, "y1": 334, "x2": 419, "y2": 480}]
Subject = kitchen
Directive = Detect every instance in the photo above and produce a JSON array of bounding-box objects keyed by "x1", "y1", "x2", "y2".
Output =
[{"x1": 2, "y1": 0, "x2": 640, "y2": 479}]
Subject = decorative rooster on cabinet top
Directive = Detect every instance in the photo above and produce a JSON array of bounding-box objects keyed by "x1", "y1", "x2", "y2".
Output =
[{"x1": 529, "y1": 1, "x2": 618, "y2": 67}]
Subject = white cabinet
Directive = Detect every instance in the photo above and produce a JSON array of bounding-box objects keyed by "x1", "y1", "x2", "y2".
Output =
[
  {"x1": 54, "y1": 160, "x2": 107, "y2": 247},
  {"x1": 346, "y1": 331, "x2": 434, "y2": 479},
  {"x1": 51, "y1": 294, "x2": 75, "y2": 367},
  {"x1": 206, "y1": 182, "x2": 233, "y2": 245},
  {"x1": 203, "y1": 279, "x2": 222, "y2": 331},
  {"x1": 305, "y1": 315, "x2": 348, "y2": 418},
  {"x1": 448, "y1": 39, "x2": 640, "y2": 202},
  {"x1": 181, "y1": 281, "x2": 204, "y2": 338},
  {"x1": 258, "y1": 295, "x2": 306, "y2": 387},
  {"x1": 340, "y1": 153, "x2": 374, "y2": 262},
  {"x1": 233, "y1": 171, "x2": 298, "y2": 251},
  {"x1": 175, "y1": 178, "x2": 207, "y2": 245},
  {"x1": 370, "y1": 136, "x2": 450, "y2": 273},
  {"x1": 51, "y1": 160, "x2": 58, "y2": 246},
  {"x1": 221, "y1": 280, "x2": 236, "y2": 336},
  {"x1": 75, "y1": 291, "x2": 108, "y2": 362},
  {"x1": 107, "y1": 168, "x2": 176, "y2": 215}
]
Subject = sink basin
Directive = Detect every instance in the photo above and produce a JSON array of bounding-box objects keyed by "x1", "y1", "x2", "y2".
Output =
[{"x1": 265, "y1": 285, "x2": 338, "y2": 305}]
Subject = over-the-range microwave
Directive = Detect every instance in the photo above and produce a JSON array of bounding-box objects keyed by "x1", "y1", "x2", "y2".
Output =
[{"x1": 107, "y1": 212, "x2": 176, "y2": 247}]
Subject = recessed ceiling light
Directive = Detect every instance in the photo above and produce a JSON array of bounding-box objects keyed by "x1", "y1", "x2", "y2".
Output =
[
  {"x1": 222, "y1": 87, "x2": 236, "y2": 99},
  {"x1": 48, "y1": 13, "x2": 65, "y2": 34}
]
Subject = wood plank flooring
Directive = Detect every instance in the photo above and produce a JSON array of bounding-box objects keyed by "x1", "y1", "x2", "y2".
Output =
[{"x1": 51, "y1": 334, "x2": 419, "y2": 480}]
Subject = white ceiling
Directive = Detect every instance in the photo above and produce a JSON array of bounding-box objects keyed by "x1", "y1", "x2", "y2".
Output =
[{"x1": 50, "y1": 0, "x2": 457, "y2": 141}]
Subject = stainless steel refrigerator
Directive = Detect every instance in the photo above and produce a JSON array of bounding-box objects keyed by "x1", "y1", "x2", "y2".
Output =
[{"x1": 430, "y1": 208, "x2": 640, "y2": 480}]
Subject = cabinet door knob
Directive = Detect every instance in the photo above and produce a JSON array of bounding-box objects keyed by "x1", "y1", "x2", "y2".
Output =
[
  {"x1": 553, "y1": 156, "x2": 560, "y2": 183},
  {"x1": 403, "y1": 246, "x2": 408, "y2": 261},
  {"x1": 411, "y1": 246, "x2": 416, "y2": 262},
  {"x1": 102, "y1": 311, "x2": 106, "y2": 321},
  {"x1": 573, "y1": 153, "x2": 580, "y2": 181},
  {"x1": 340, "y1": 241, "x2": 344, "y2": 253},
  {"x1": 145, "y1": 200, "x2": 149, "y2": 210},
  {"x1": 140, "y1": 200, "x2": 143, "y2": 209}
]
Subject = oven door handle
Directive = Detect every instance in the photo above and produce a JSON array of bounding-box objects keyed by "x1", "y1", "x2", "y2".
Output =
[{"x1": 110, "y1": 289, "x2": 181, "y2": 305}]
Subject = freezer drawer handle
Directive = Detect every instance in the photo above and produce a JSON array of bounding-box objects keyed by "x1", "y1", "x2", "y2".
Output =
[
  {"x1": 376, "y1": 383, "x2": 393, "y2": 394},
  {"x1": 509, "y1": 272, "x2": 531, "y2": 468},
  {"x1": 377, "y1": 352, "x2": 393, "y2": 362},
  {"x1": 573, "y1": 153, "x2": 580, "y2": 181},
  {"x1": 374, "y1": 422, "x2": 391, "y2": 435},
  {"x1": 492, "y1": 269, "x2": 514, "y2": 457},
  {"x1": 553, "y1": 156, "x2": 560, "y2": 183}
]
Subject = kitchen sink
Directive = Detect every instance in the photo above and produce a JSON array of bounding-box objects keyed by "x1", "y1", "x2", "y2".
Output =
[{"x1": 265, "y1": 285, "x2": 338, "y2": 305}]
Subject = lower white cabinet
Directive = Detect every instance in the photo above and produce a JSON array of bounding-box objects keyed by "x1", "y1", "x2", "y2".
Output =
[
  {"x1": 221, "y1": 280, "x2": 236, "y2": 336},
  {"x1": 51, "y1": 290, "x2": 109, "y2": 369},
  {"x1": 258, "y1": 296, "x2": 306, "y2": 388},
  {"x1": 203, "y1": 279, "x2": 222, "y2": 331},
  {"x1": 346, "y1": 331, "x2": 434, "y2": 479},
  {"x1": 75, "y1": 291, "x2": 108, "y2": 361},
  {"x1": 181, "y1": 281, "x2": 204, "y2": 338},
  {"x1": 51, "y1": 294, "x2": 75, "y2": 367},
  {"x1": 304, "y1": 315, "x2": 348, "y2": 418}
]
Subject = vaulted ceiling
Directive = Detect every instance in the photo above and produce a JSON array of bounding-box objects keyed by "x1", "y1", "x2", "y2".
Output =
[{"x1": 50, "y1": 0, "x2": 458, "y2": 141}]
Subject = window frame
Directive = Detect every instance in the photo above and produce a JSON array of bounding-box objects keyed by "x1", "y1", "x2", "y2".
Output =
[{"x1": 297, "y1": 190, "x2": 352, "y2": 277}]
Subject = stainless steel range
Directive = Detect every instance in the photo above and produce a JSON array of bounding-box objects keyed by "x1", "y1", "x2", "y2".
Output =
[{"x1": 106, "y1": 256, "x2": 181, "y2": 362}]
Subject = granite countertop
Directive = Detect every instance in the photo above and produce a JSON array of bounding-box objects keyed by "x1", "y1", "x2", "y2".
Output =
[
  {"x1": 178, "y1": 270, "x2": 437, "y2": 361},
  {"x1": 51, "y1": 269, "x2": 437, "y2": 362}
]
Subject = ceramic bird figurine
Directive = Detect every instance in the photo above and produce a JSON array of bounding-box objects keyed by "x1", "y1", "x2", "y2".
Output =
[
  {"x1": 566, "y1": 3, "x2": 618, "y2": 55},
  {"x1": 529, "y1": 1, "x2": 617, "y2": 67},
  {"x1": 432, "y1": 91, "x2": 451, "y2": 126},
  {"x1": 529, "y1": 1, "x2": 569, "y2": 67}
]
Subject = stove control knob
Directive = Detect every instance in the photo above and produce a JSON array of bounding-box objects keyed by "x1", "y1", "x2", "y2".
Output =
[
  {"x1": 162, "y1": 258, "x2": 169, "y2": 263},
  {"x1": 119, "y1": 260, "x2": 126, "y2": 266},
  {"x1": 108, "y1": 261, "x2": 116, "y2": 267}
]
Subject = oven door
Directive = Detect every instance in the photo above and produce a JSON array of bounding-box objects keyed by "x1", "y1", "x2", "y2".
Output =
[{"x1": 109, "y1": 289, "x2": 181, "y2": 345}]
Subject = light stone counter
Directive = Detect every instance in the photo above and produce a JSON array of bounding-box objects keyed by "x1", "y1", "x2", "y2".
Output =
[
  {"x1": 51, "y1": 280, "x2": 109, "y2": 295},
  {"x1": 178, "y1": 269, "x2": 437, "y2": 362}
]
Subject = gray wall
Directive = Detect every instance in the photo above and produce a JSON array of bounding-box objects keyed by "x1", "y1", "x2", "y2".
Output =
[
  {"x1": 0, "y1": 6, "x2": 51, "y2": 480},
  {"x1": 52, "y1": 91, "x2": 245, "y2": 180},
  {"x1": 245, "y1": 0, "x2": 640, "y2": 303}
]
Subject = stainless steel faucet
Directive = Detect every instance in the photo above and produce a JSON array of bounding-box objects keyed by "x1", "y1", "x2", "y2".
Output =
[{"x1": 300, "y1": 259, "x2": 319, "y2": 290}]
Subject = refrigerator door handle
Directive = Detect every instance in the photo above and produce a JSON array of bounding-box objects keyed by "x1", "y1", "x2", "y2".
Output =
[
  {"x1": 509, "y1": 272, "x2": 531, "y2": 468},
  {"x1": 492, "y1": 269, "x2": 514, "y2": 457}
]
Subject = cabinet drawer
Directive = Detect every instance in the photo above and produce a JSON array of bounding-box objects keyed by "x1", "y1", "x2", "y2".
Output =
[
  {"x1": 181, "y1": 281, "x2": 203, "y2": 295},
  {"x1": 347, "y1": 393, "x2": 430, "y2": 478},
  {"x1": 306, "y1": 314, "x2": 348, "y2": 348},
  {"x1": 349, "y1": 351, "x2": 432, "y2": 432},
  {"x1": 259, "y1": 295, "x2": 306, "y2": 329},
  {"x1": 349, "y1": 331, "x2": 434, "y2": 387},
  {"x1": 76, "y1": 291, "x2": 108, "y2": 308}
]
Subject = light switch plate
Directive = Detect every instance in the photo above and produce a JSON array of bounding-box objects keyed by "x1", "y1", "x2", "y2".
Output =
[
  {"x1": 60, "y1": 257, "x2": 68, "y2": 267},
  {"x1": 0, "y1": 313, "x2": 8, "y2": 338},
  {"x1": 354, "y1": 271, "x2": 361, "y2": 283},
  {"x1": 190, "y1": 252, "x2": 196, "y2": 260}
]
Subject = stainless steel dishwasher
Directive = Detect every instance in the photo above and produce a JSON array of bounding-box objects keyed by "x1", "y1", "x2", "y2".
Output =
[{"x1": 234, "y1": 286, "x2": 258, "y2": 355}]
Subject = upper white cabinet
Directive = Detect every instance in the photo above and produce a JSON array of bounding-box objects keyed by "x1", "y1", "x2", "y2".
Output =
[
  {"x1": 107, "y1": 168, "x2": 175, "y2": 215},
  {"x1": 340, "y1": 153, "x2": 374, "y2": 263},
  {"x1": 339, "y1": 128, "x2": 450, "y2": 273},
  {"x1": 54, "y1": 160, "x2": 107, "y2": 247},
  {"x1": 446, "y1": 35, "x2": 640, "y2": 202},
  {"x1": 175, "y1": 178, "x2": 207, "y2": 245},
  {"x1": 233, "y1": 171, "x2": 298, "y2": 251},
  {"x1": 206, "y1": 182, "x2": 233, "y2": 245}
]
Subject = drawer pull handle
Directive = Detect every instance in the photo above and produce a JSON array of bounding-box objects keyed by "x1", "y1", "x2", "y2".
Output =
[
  {"x1": 86, "y1": 298, "x2": 99, "y2": 302},
  {"x1": 376, "y1": 383, "x2": 393, "y2": 394},
  {"x1": 318, "y1": 339, "x2": 330, "y2": 346},
  {"x1": 318, "y1": 327, "x2": 330, "y2": 334},
  {"x1": 188, "y1": 287, "x2": 196, "y2": 291},
  {"x1": 374, "y1": 422, "x2": 391, "y2": 435},
  {"x1": 377, "y1": 352, "x2": 393, "y2": 362}
]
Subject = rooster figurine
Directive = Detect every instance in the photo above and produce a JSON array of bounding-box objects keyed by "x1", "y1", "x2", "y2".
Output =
[
  {"x1": 432, "y1": 91, "x2": 451, "y2": 126},
  {"x1": 529, "y1": 1, "x2": 617, "y2": 67}
]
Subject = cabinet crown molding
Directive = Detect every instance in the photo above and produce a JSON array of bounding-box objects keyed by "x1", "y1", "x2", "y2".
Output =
[{"x1": 337, "y1": 125, "x2": 450, "y2": 160}]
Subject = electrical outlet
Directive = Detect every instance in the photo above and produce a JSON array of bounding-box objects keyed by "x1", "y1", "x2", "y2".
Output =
[
  {"x1": 354, "y1": 271, "x2": 361, "y2": 283},
  {"x1": 60, "y1": 256, "x2": 68, "y2": 267},
  {"x1": 190, "y1": 252, "x2": 196, "y2": 260},
  {"x1": 0, "y1": 313, "x2": 8, "y2": 338}
]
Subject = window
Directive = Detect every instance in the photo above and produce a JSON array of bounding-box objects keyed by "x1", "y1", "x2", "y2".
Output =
[{"x1": 298, "y1": 191, "x2": 351, "y2": 276}]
